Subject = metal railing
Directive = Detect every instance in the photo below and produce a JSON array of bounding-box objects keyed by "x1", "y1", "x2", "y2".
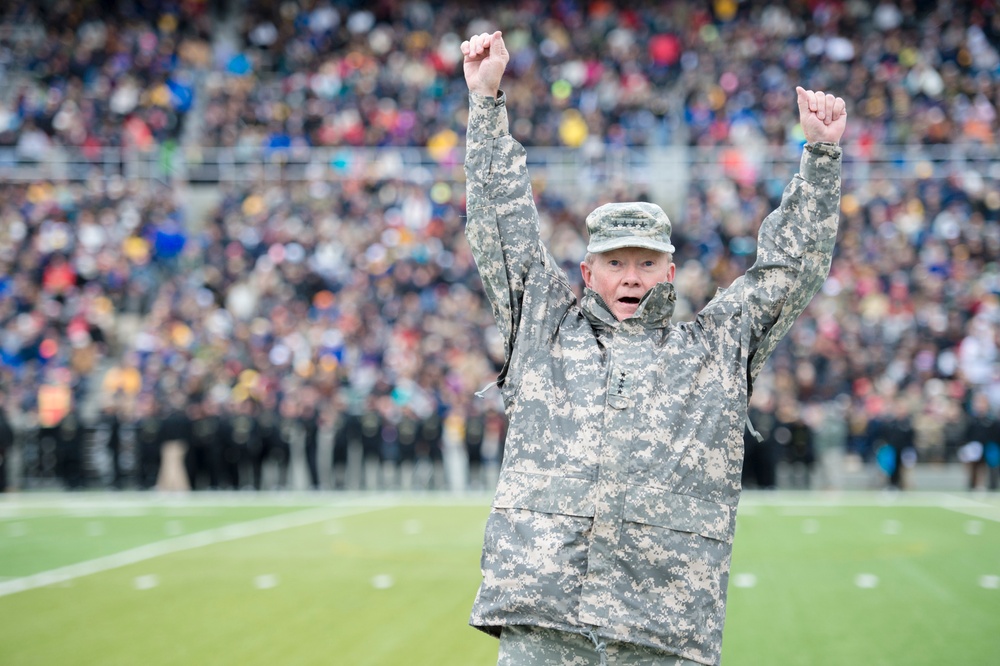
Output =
[{"x1": 0, "y1": 143, "x2": 997, "y2": 186}]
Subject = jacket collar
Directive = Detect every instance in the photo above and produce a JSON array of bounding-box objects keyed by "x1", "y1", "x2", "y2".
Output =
[{"x1": 582, "y1": 281, "x2": 676, "y2": 330}]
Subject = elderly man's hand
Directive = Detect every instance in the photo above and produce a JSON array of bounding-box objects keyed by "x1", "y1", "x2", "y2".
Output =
[
  {"x1": 796, "y1": 87, "x2": 847, "y2": 145},
  {"x1": 462, "y1": 30, "x2": 509, "y2": 98}
]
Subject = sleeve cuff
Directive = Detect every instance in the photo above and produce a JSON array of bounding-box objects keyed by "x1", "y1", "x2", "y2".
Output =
[
  {"x1": 468, "y1": 91, "x2": 509, "y2": 143},
  {"x1": 800, "y1": 142, "x2": 842, "y2": 184}
]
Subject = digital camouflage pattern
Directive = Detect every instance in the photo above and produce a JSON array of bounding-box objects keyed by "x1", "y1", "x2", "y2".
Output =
[
  {"x1": 585, "y1": 202, "x2": 676, "y2": 255},
  {"x1": 465, "y1": 92, "x2": 841, "y2": 666},
  {"x1": 498, "y1": 625, "x2": 698, "y2": 665}
]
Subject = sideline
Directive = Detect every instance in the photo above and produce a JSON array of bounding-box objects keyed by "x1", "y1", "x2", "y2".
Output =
[
  {"x1": 0, "y1": 504, "x2": 384, "y2": 598},
  {"x1": 737, "y1": 490, "x2": 1000, "y2": 517},
  {"x1": 935, "y1": 493, "x2": 1000, "y2": 523}
]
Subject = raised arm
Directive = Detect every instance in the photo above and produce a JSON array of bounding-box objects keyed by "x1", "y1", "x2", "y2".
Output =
[
  {"x1": 748, "y1": 87, "x2": 846, "y2": 377},
  {"x1": 701, "y1": 88, "x2": 846, "y2": 380},
  {"x1": 462, "y1": 31, "x2": 572, "y2": 389}
]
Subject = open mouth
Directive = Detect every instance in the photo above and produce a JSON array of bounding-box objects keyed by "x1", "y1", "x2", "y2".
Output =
[{"x1": 619, "y1": 297, "x2": 641, "y2": 304}]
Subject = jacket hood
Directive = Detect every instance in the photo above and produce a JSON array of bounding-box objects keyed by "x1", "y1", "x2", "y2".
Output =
[{"x1": 582, "y1": 281, "x2": 676, "y2": 329}]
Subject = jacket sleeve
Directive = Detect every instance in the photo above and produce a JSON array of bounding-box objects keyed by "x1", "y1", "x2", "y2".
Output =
[
  {"x1": 704, "y1": 142, "x2": 842, "y2": 381},
  {"x1": 464, "y1": 91, "x2": 568, "y2": 388}
]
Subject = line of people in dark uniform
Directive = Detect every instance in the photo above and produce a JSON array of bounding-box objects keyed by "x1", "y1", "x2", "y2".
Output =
[
  {"x1": 31, "y1": 393, "x2": 508, "y2": 492},
  {"x1": 8, "y1": 386, "x2": 999, "y2": 492},
  {"x1": 742, "y1": 399, "x2": 816, "y2": 491},
  {"x1": 743, "y1": 392, "x2": 1000, "y2": 492},
  {"x1": 93, "y1": 393, "x2": 296, "y2": 491}
]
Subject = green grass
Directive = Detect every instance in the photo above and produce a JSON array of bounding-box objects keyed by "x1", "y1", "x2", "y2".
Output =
[
  {"x1": 0, "y1": 492, "x2": 997, "y2": 665},
  {"x1": 724, "y1": 495, "x2": 1000, "y2": 665}
]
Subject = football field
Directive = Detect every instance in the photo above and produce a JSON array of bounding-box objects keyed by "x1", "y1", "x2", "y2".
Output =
[{"x1": 0, "y1": 491, "x2": 997, "y2": 665}]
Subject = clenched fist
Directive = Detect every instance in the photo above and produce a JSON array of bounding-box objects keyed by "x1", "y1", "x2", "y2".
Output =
[
  {"x1": 796, "y1": 87, "x2": 847, "y2": 145},
  {"x1": 461, "y1": 30, "x2": 509, "y2": 98}
]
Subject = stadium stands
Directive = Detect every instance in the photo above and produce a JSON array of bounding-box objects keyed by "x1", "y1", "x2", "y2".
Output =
[{"x1": 0, "y1": 0, "x2": 998, "y2": 493}]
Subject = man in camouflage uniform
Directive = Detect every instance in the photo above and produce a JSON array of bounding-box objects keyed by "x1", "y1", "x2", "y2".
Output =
[{"x1": 461, "y1": 31, "x2": 847, "y2": 666}]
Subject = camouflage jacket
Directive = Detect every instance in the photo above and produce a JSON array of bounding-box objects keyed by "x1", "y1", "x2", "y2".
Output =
[{"x1": 465, "y1": 92, "x2": 841, "y2": 665}]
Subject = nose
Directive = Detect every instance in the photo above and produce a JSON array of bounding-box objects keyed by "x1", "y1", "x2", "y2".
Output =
[{"x1": 622, "y1": 264, "x2": 641, "y2": 285}]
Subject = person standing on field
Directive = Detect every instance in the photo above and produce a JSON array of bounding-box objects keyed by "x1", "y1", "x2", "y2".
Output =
[{"x1": 461, "y1": 29, "x2": 847, "y2": 666}]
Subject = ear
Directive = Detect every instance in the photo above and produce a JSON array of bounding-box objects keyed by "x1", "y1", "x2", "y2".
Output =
[
  {"x1": 580, "y1": 261, "x2": 593, "y2": 289},
  {"x1": 666, "y1": 262, "x2": 676, "y2": 283}
]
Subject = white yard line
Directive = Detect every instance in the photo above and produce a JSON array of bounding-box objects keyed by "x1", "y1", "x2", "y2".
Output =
[
  {"x1": 739, "y1": 490, "x2": 1000, "y2": 512},
  {"x1": 0, "y1": 505, "x2": 382, "y2": 598},
  {"x1": 935, "y1": 494, "x2": 1000, "y2": 523},
  {"x1": 0, "y1": 491, "x2": 494, "y2": 514}
]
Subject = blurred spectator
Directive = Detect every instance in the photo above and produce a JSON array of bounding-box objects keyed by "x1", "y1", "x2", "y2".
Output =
[
  {"x1": 54, "y1": 408, "x2": 85, "y2": 489},
  {"x1": 96, "y1": 401, "x2": 124, "y2": 489},
  {"x1": 299, "y1": 399, "x2": 322, "y2": 490},
  {"x1": 960, "y1": 391, "x2": 1000, "y2": 491},
  {"x1": 743, "y1": 389, "x2": 779, "y2": 490},
  {"x1": 911, "y1": 383, "x2": 952, "y2": 463},
  {"x1": 250, "y1": 393, "x2": 289, "y2": 490},
  {"x1": 417, "y1": 408, "x2": 445, "y2": 490},
  {"x1": 187, "y1": 395, "x2": 225, "y2": 490},
  {"x1": 133, "y1": 394, "x2": 163, "y2": 489},
  {"x1": 225, "y1": 398, "x2": 257, "y2": 489},
  {"x1": 385, "y1": 406, "x2": 410, "y2": 489},
  {"x1": 810, "y1": 396, "x2": 849, "y2": 491},
  {"x1": 462, "y1": 401, "x2": 486, "y2": 490},
  {"x1": 775, "y1": 401, "x2": 815, "y2": 490},
  {"x1": 156, "y1": 393, "x2": 192, "y2": 491},
  {"x1": 0, "y1": 396, "x2": 13, "y2": 492},
  {"x1": 330, "y1": 399, "x2": 356, "y2": 490},
  {"x1": 359, "y1": 397, "x2": 383, "y2": 490},
  {"x1": 481, "y1": 406, "x2": 506, "y2": 483},
  {"x1": 871, "y1": 396, "x2": 917, "y2": 490}
]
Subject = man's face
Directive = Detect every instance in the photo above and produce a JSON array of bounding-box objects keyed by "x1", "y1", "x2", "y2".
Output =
[{"x1": 580, "y1": 247, "x2": 675, "y2": 321}]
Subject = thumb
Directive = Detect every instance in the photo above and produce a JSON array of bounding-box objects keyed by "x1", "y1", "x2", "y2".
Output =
[{"x1": 795, "y1": 86, "x2": 810, "y2": 115}]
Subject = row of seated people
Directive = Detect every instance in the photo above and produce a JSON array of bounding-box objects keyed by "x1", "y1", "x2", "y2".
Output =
[{"x1": 0, "y1": 1, "x2": 996, "y2": 158}]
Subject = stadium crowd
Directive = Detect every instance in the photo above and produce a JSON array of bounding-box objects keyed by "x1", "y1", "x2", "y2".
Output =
[{"x1": 1, "y1": 0, "x2": 999, "y2": 493}]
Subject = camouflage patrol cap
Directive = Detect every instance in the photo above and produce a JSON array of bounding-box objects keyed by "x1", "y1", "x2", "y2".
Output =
[{"x1": 585, "y1": 202, "x2": 676, "y2": 254}]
